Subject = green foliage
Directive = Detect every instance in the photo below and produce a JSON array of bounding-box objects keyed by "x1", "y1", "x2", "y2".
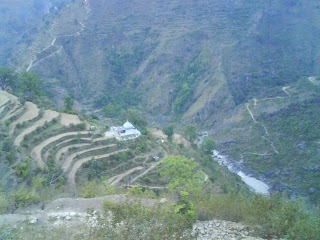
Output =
[
  {"x1": 62, "y1": 95, "x2": 76, "y2": 114},
  {"x1": 174, "y1": 191, "x2": 197, "y2": 221},
  {"x1": 100, "y1": 200, "x2": 195, "y2": 239},
  {"x1": 80, "y1": 181, "x2": 100, "y2": 198},
  {"x1": 0, "y1": 66, "x2": 16, "y2": 90},
  {"x1": 200, "y1": 136, "x2": 216, "y2": 155},
  {"x1": 124, "y1": 109, "x2": 148, "y2": 130},
  {"x1": 193, "y1": 192, "x2": 320, "y2": 239},
  {"x1": 18, "y1": 72, "x2": 43, "y2": 100},
  {"x1": 106, "y1": 46, "x2": 146, "y2": 84},
  {"x1": 161, "y1": 155, "x2": 203, "y2": 193},
  {"x1": 237, "y1": 99, "x2": 320, "y2": 203},
  {"x1": 2, "y1": 138, "x2": 13, "y2": 153},
  {"x1": 184, "y1": 125, "x2": 198, "y2": 143},
  {"x1": 171, "y1": 62, "x2": 204, "y2": 113},
  {"x1": 5, "y1": 150, "x2": 16, "y2": 165},
  {"x1": 12, "y1": 187, "x2": 39, "y2": 208},
  {"x1": 0, "y1": 194, "x2": 10, "y2": 214},
  {"x1": 129, "y1": 135, "x2": 148, "y2": 153},
  {"x1": 98, "y1": 91, "x2": 142, "y2": 119},
  {"x1": 163, "y1": 125, "x2": 174, "y2": 139},
  {"x1": 127, "y1": 185, "x2": 143, "y2": 195},
  {"x1": 79, "y1": 181, "x2": 115, "y2": 198},
  {"x1": 12, "y1": 157, "x2": 31, "y2": 180},
  {"x1": 31, "y1": 176, "x2": 45, "y2": 192}
]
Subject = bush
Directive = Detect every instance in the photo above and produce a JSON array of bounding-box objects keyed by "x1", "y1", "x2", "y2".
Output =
[
  {"x1": 0, "y1": 194, "x2": 11, "y2": 214},
  {"x1": 193, "y1": 192, "x2": 320, "y2": 239},
  {"x1": 12, "y1": 187, "x2": 40, "y2": 208},
  {"x1": 99, "y1": 200, "x2": 195, "y2": 239}
]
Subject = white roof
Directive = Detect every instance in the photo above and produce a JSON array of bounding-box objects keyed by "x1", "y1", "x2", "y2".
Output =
[
  {"x1": 123, "y1": 121, "x2": 134, "y2": 129},
  {"x1": 119, "y1": 128, "x2": 141, "y2": 137}
]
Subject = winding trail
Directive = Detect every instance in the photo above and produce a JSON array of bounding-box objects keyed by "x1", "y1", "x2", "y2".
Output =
[
  {"x1": 14, "y1": 110, "x2": 59, "y2": 146},
  {"x1": 27, "y1": 0, "x2": 92, "y2": 72},
  {"x1": 107, "y1": 166, "x2": 144, "y2": 186},
  {"x1": 246, "y1": 101, "x2": 276, "y2": 153},
  {"x1": 245, "y1": 83, "x2": 294, "y2": 155},
  {"x1": 130, "y1": 162, "x2": 160, "y2": 184},
  {"x1": 262, "y1": 136, "x2": 279, "y2": 154},
  {"x1": 282, "y1": 86, "x2": 291, "y2": 96},
  {"x1": 61, "y1": 144, "x2": 116, "y2": 171},
  {"x1": 9, "y1": 102, "x2": 39, "y2": 135},
  {"x1": 246, "y1": 103, "x2": 257, "y2": 123},
  {"x1": 130, "y1": 150, "x2": 168, "y2": 184},
  {"x1": 27, "y1": 46, "x2": 63, "y2": 72},
  {"x1": 31, "y1": 131, "x2": 90, "y2": 169},
  {"x1": 308, "y1": 77, "x2": 316, "y2": 84},
  {"x1": 68, "y1": 149, "x2": 128, "y2": 185}
]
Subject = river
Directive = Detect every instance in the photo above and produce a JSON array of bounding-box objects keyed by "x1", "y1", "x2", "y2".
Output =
[{"x1": 212, "y1": 150, "x2": 269, "y2": 194}]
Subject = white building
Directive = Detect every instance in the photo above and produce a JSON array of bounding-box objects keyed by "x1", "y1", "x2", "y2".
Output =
[{"x1": 108, "y1": 121, "x2": 141, "y2": 141}]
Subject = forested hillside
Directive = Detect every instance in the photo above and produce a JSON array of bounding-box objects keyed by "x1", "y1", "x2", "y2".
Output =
[{"x1": 0, "y1": 0, "x2": 319, "y2": 233}]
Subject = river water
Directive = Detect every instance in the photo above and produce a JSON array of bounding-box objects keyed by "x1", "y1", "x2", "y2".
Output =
[{"x1": 212, "y1": 150, "x2": 269, "y2": 194}]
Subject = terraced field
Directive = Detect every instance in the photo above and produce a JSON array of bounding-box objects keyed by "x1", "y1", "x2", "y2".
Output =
[
  {"x1": 9, "y1": 102, "x2": 39, "y2": 135},
  {"x1": 0, "y1": 91, "x2": 168, "y2": 187},
  {"x1": 14, "y1": 110, "x2": 60, "y2": 146}
]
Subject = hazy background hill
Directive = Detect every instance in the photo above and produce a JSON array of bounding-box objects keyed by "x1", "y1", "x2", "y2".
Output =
[{"x1": 1, "y1": 0, "x2": 320, "y2": 202}]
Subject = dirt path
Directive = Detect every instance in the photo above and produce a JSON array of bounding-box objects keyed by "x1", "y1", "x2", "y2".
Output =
[
  {"x1": 61, "y1": 144, "x2": 116, "y2": 171},
  {"x1": 9, "y1": 102, "x2": 39, "y2": 135},
  {"x1": 282, "y1": 86, "x2": 291, "y2": 96},
  {"x1": 68, "y1": 149, "x2": 128, "y2": 185},
  {"x1": 246, "y1": 100, "x2": 280, "y2": 153},
  {"x1": 27, "y1": 0, "x2": 92, "y2": 74},
  {"x1": 107, "y1": 166, "x2": 144, "y2": 186},
  {"x1": 14, "y1": 110, "x2": 59, "y2": 146},
  {"x1": 246, "y1": 103, "x2": 258, "y2": 123},
  {"x1": 308, "y1": 76, "x2": 316, "y2": 84},
  {"x1": 31, "y1": 131, "x2": 90, "y2": 169},
  {"x1": 130, "y1": 162, "x2": 161, "y2": 183},
  {"x1": 130, "y1": 149, "x2": 168, "y2": 184},
  {"x1": 55, "y1": 143, "x2": 91, "y2": 164}
]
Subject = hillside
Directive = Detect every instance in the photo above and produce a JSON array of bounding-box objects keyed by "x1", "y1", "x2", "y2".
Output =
[
  {"x1": 3, "y1": 0, "x2": 319, "y2": 204},
  {"x1": 0, "y1": 89, "x2": 248, "y2": 195},
  {"x1": 0, "y1": 0, "x2": 72, "y2": 66},
  {"x1": 7, "y1": 0, "x2": 320, "y2": 115}
]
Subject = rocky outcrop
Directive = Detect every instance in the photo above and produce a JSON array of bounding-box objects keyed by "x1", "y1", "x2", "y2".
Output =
[{"x1": 193, "y1": 220, "x2": 268, "y2": 240}]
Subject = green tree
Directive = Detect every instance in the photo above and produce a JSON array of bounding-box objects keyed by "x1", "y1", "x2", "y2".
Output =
[
  {"x1": 63, "y1": 96, "x2": 74, "y2": 112},
  {"x1": 101, "y1": 103, "x2": 117, "y2": 118},
  {"x1": 201, "y1": 137, "x2": 216, "y2": 155},
  {"x1": 161, "y1": 155, "x2": 203, "y2": 193},
  {"x1": 0, "y1": 67, "x2": 16, "y2": 90},
  {"x1": 163, "y1": 125, "x2": 174, "y2": 140},
  {"x1": 184, "y1": 125, "x2": 198, "y2": 143},
  {"x1": 19, "y1": 72, "x2": 43, "y2": 99},
  {"x1": 125, "y1": 109, "x2": 148, "y2": 128}
]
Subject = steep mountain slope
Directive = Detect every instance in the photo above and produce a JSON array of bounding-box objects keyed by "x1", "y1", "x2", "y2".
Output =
[
  {"x1": 0, "y1": 0, "x2": 72, "y2": 66},
  {"x1": 9, "y1": 0, "x2": 320, "y2": 118},
  {"x1": 2, "y1": 0, "x2": 320, "y2": 203}
]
